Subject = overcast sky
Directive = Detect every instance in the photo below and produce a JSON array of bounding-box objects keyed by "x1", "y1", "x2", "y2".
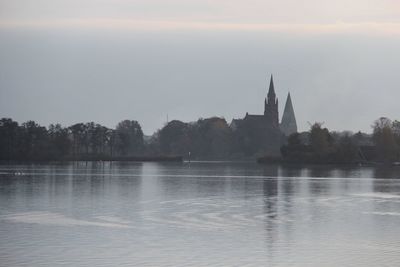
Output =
[{"x1": 1, "y1": 0, "x2": 399, "y2": 134}]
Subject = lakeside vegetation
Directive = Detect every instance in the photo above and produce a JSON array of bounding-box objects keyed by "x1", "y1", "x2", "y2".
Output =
[
  {"x1": 1, "y1": 117, "x2": 399, "y2": 164},
  {"x1": 0, "y1": 119, "x2": 144, "y2": 161},
  {"x1": 0, "y1": 117, "x2": 235, "y2": 161},
  {"x1": 277, "y1": 117, "x2": 400, "y2": 165}
]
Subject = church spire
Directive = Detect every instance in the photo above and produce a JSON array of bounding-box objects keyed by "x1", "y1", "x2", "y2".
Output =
[
  {"x1": 264, "y1": 74, "x2": 279, "y2": 126},
  {"x1": 280, "y1": 92, "x2": 297, "y2": 136},
  {"x1": 268, "y1": 74, "x2": 275, "y2": 98}
]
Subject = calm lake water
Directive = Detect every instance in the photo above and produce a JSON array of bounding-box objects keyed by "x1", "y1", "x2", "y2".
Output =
[{"x1": 0, "y1": 162, "x2": 400, "y2": 267}]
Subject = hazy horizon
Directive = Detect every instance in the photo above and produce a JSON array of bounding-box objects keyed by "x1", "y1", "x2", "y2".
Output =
[{"x1": 1, "y1": 0, "x2": 399, "y2": 135}]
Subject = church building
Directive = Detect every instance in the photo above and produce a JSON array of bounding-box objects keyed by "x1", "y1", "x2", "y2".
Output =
[{"x1": 230, "y1": 75, "x2": 297, "y2": 156}]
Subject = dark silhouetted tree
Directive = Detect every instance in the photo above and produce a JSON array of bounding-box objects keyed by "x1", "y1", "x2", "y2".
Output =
[
  {"x1": 48, "y1": 124, "x2": 70, "y2": 158},
  {"x1": 0, "y1": 118, "x2": 19, "y2": 160},
  {"x1": 20, "y1": 121, "x2": 49, "y2": 159},
  {"x1": 158, "y1": 120, "x2": 190, "y2": 156},
  {"x1": 335, "y1": 133, "x2": 359, "y2": 163},
  {"x1": 191, "y1": 117, "x2": 233, "y2": 159},
  {"x1": 115, "y1": 120, "x2": 144, "y2": 156},
  {"x1": 372, "y1": 117, "x2": 397, "y2": 162},
  {"x1": 310, "y1": 122, "x2": 333, "y2": 155},
  {"x1": 69, "y1": 123, "x2": 86, "y2": 156}
]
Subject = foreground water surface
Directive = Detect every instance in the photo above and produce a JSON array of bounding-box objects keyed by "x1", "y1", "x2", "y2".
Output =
[{"x1": 0, "y1": 162, "x2": 400, "y2": 267}]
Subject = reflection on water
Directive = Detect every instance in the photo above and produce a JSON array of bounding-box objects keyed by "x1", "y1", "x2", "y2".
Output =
[{"x1": 0, "y1": 162, "x2": 400, "y2": 267}]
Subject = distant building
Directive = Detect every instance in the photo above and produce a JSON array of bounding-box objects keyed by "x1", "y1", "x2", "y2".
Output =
[{"x1": 230, "y1": 75, "x2": 297, "y2": 156}]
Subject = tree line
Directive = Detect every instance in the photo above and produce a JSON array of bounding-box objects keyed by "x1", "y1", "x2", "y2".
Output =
[
  {"x1": 280, "y1": 117, "x2": 400, "y2": 164},
  {"x1": 1, "y1": 116, "x2": 399, "y2": 163},
  {"x1": 0, "y1": 118, "x2": 144, "y2": 160},
  {"x1": 0, "y1": 116, "x2": 274, "y2": 161}
]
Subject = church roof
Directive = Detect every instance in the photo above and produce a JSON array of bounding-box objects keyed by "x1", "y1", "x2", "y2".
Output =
[
  {"x1": 243, "y1": 114, "x2": 277, "y2": 129},
  {"x1": 245, "y1": 114, "x2": 266, "y2": 120}
]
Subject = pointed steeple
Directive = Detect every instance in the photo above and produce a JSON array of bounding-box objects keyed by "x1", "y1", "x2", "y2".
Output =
[
  {"x1": 264, "y1": 74, "x2": 279, "y2": 126},
  {"x1": 268, "y1": 74, "x2": 275, "y2": 98},
  {"x1": 280, "y1": 92, "x2": 297, "y2": 136},
  {"x1": 285, "y1": 93, "x2": 293, "y2": 109}
]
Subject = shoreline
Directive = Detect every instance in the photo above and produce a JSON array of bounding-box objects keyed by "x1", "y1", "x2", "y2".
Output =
[
  {"x1": 0, "y1": 156, "x2": 183, "y2": 163},
  {"x1": 257, "y1": 157, "x2": 400, "y2": 167}
]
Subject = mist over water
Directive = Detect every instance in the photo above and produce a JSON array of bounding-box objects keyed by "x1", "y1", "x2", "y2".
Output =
[{"x1": 1, "y1": 162, "x2": 400, "y2": 266}]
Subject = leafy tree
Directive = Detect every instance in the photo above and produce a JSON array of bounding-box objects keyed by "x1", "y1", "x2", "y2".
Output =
[
  {"x1": 158, "y1": 120, "x2": 190, "y2": 156},
  {"x1": 69, "y1": 123, "x2": 86, "y2": 156},
  {"x1": 115, "y1": 120, "x2": 144, "y2": 155},
  {"x1": 392, "y1": 120, "x2": 400, "y2": 149},
  {"x1": 287, "y1": 132, "x2": 302, "y2": 147},
  {"x1": 335, "y1": 133, "x2": 359, "y2": 163},
  {"x1": 191, "y1": 117, "x2": 232, "y2": 159},
  {"x1": 48, "y1": 124, "x2": 70, "y2": 158},
  {"x1": 309, "y1": 122, "x2": 333, "y2": 155},
  {"x1": 82, "y1": 122, "x2": 95, "y2": 155},
  {"x1": 372, "y1": 117, "x2": 397, "y2": 162},
  {"x1": 105, "y1": 129, "x2": 116, "y2": 156},
  {"x1": 90, "y1": 124, "x2": 109, "y2": 154},
  {"x1": 0, "y1": 118, "x2": 19, "y2": 159},
  {"x1": 280, "y1": 132, "x2": 312, "y2": 162},
  {"x1": 20, "y1": 121, "x2": 49, "y2": 159}
]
